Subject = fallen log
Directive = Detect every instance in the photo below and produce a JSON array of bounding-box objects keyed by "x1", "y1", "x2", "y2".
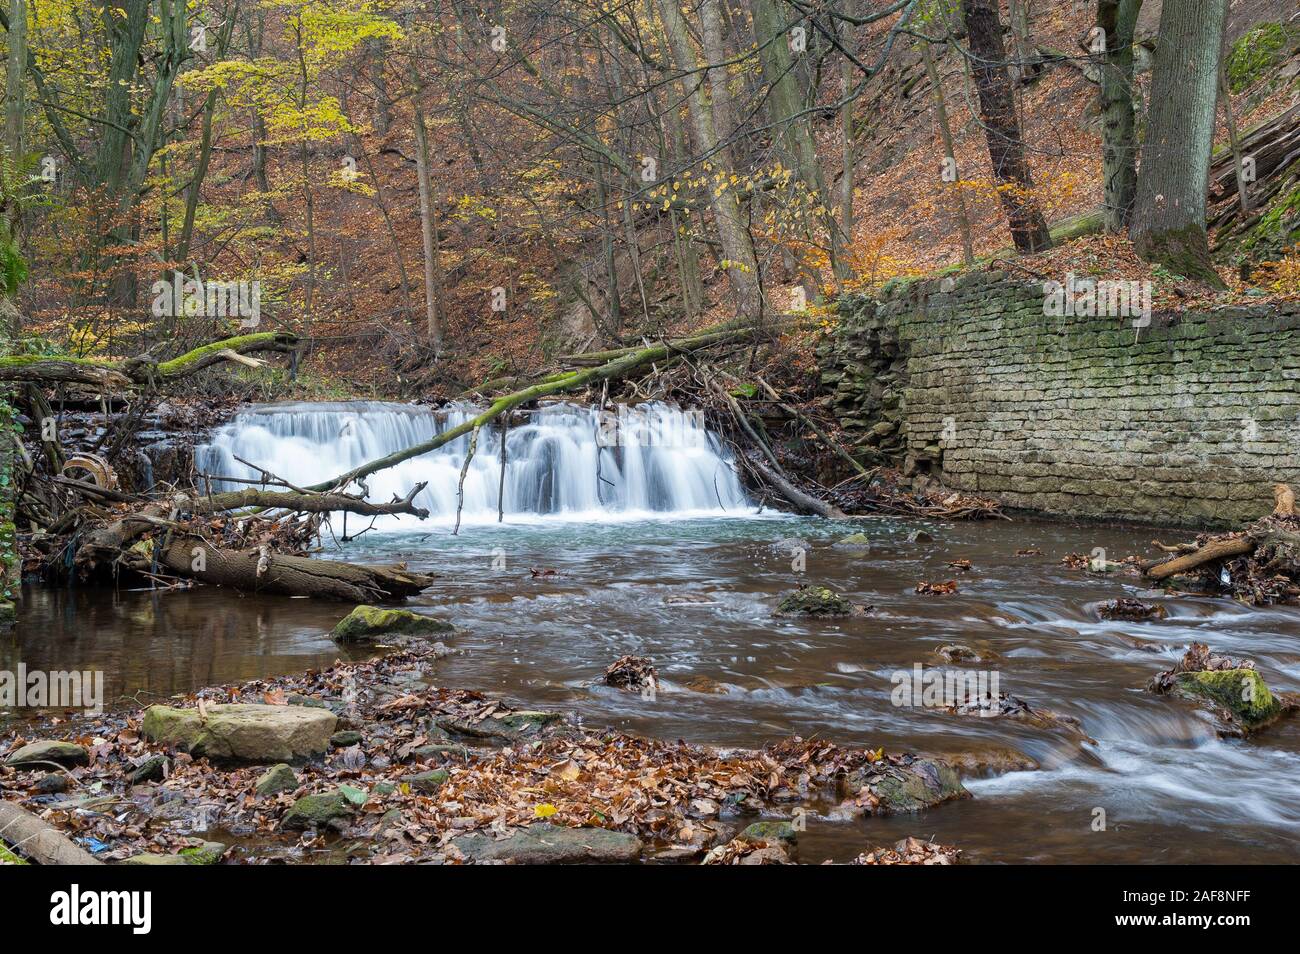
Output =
[
  {"x1": 1144, "y1": 536, "x2": 1256, "y2": 581},
  {"x1": 0, "y1": 800, "x2": 104, "y2": 865},
  {"x1": 0, "y1": 332, "x2": 299, "y2": 389},
  {"x1": 124, "y1": 534, "x2": 435, "y2": 602}
]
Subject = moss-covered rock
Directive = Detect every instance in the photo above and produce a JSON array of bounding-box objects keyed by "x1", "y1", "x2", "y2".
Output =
[
  {"x1": 282, "y1": 791, "x2": 353, "y2": 830},
  {"x1": 0, "y1": 842, "x2": 28, "y2": 865},
  {"x1": 1172, "y1": 669, "x2": 1282, "y2": 733},
  {"x1": 840, "y1": 757, "x2": 968, "y2": 814},
  {"x1": 435, "y1": 710, "x2": 563, "y2": 742},
  {"x1": 1226, "y1": 22, "x2": 1295, "y2": 92},
  {"x1": 736, "y1": 821, "x2": 797, "y2": 847},
  {"x1": 142, "y1": 703, "x2": 336, "y2": 762},
  {"x1": 254, "y1": 763, "x2": 298, "y2": 797},
  {"x1": 330, "y1": 604, "x2": 453, "y2": 643},
  {"x1": 774, "y1": 585, "x2": 855, "y2": 618},
  {"x1": 120, "y1": 841, "x2": 227, "y2": 866}
]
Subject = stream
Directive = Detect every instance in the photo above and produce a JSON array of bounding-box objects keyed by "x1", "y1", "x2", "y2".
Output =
[{"x1": 7, "y1": 401, "x2": 1300, "y2": 863}]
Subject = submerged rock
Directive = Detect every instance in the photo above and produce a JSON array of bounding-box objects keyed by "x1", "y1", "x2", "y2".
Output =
[
  {"x1": 1148, "y1": 643, "x2": 1294, "y2": 735},
  {"x1": 450, "y1": 823, "x2": 642, "y2": 864},
  {"x1": 702, "y1": 822, "x2": 796, "y2": 865},
  {"x1": 254, "y1": 763, "x2": 299, "y2": 797},
  {"x1": 1098, "y1": 598, "x2": 1168, "y2": 621},
  {"x1": 683, "y1": 675, "x2": 729, "y2": 695},
  {"x1": 143, "y1": 703, "x2": 337, "y2": 762},
  {"x1": 331, "y1": 605, "x2": 453, "y2": 644},
  {"x1": 5, "y1": 740, "x2": 89, "y2": 768},
  {"x1": 774, "y1": 585, "x2": 862, "y2": 618}
]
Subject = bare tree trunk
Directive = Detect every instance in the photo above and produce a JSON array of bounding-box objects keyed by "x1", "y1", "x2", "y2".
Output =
[
  {"x1": 1098, "y1": 0, "x2": 1141, "y2": 233},
  {"x1": 750, "y1": 0, "x2": 848, "y2": 284},
  {"x1": 921, "y1": 39, "x2": 975, "y2": 266},
  {"x1": 960, "y1": 0, "x2": 1052, "y2": 254},
  {"x1": 412, "y1": 97, "x2": 446, "y2": 349},
  {"x1": 1218, "y1": 54, "x2": 1251, "y2": 215},
  {"x1": 1131, "y1": 0, "x2": 1228, "y2": 285},
  {"x1": 654, "y1": 0, "x2": 763, "y2": 319}
]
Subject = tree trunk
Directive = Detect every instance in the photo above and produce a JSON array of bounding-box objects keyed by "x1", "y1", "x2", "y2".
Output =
[
  {"x1": 412, "y1": 98, "x2": 446, "y2": 349},
  {"x1": 654, "y1": 0, "x2": 763, "y2": 320},
  {"x1": 1130, "y1": 0, "x2": 1228, "y2": 285},
  {"x1": 960, "y1": 0, "x2": 1052, "y2": 254},
  {"x1": 1098, "y1": 0, "x2": 1141, "y2": 233},
  {"x1": 921, "y1": 39, "x2": 975, "y2": 266},
  {"x1": 750, "y1": 0, "x2": 848, "y2": 284}
]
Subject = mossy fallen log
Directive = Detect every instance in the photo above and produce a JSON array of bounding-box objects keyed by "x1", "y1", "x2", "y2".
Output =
[{"x1": 0, "y1": 332, "x2": 299, "y2": 389}]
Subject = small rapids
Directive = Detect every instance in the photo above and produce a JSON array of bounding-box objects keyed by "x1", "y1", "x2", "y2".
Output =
[{"x1": 196, "y1": 401, "x2": 753, "y2": 525}]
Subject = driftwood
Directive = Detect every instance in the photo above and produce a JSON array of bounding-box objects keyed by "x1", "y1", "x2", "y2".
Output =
[
  {"x1": 1144, "y1": 536, "x2": 1255, "y2": 580},
  {"x1": 1143, "y1": 486, "x2": 1300, "y2": 602},
  {"x1": 0, "y1": 800, "x2": 104, "y2": 865}
]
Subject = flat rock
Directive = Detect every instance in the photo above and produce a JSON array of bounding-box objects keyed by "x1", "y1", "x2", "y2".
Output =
[
  {"x1": 435, "y1": 710, "x2": 562, "y2": 742},
  {"x1": 451, "y1": 823, "x2": 642, "y2": 864},
  {"x1": 142, "y1": 704, "x2": 336, "y2": 762},
  {"x1": 120, "y1": 841, "x2": 227, "y2": 866},
  {"x1": 5, "y1": 740, "x2": 89, "y2": 768}
]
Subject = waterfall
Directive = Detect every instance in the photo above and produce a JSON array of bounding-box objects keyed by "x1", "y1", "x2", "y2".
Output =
[{"x1": 195, "y1": 401, "x2": 754, "y2": 526}]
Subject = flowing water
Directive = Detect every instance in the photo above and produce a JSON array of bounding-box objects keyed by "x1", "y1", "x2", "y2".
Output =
[{"x1": 8, "y1": 401, "x2": 1300, "y2": 863}]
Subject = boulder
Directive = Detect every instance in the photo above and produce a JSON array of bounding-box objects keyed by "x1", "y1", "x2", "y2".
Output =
[
  {"x1": 282, "y1": 792, "x2": 353, "y2": 830},
  {"x1": 839, "y1": 757, "x2": 968, "y2": 814},
  {"x1": 142, "y1": 704, "x2": 336, "y2": 762},
  {"x1": 254, "y1": 763, "x2": 298, "y2": 797},
  {"x1": 331, "y1": 605, "x2": 453, "y2": 643},
  {"x1": 1148, "y1": 642, "x2": 1296, "y2": 735},
  {"x1": 5, "y1": 740, "x2": 88, "y2": 768},
  {"x1": 451, "y1": 823, "x2": 642, "y2": 864},
  {"x1": 1168, "y1": 669, "x2": 1285, "y2": 734}
]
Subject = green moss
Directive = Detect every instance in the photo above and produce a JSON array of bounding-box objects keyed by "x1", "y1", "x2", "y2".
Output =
[
  {"x1": 1175, "y1": 669, "x2": 1280, "y2": 728},
  {"x1": 1226, "y1": 23, "x2": 1294, "y2": 93},
  {"x1": 155, "y1": 332, "x2": 286, "y2": 377},
  {"x1": 0, "y1": 842, "x2": 29, "y2": 865},
  {"x1": 330, "y1": 604, "x2": 453, "y2": 643}
]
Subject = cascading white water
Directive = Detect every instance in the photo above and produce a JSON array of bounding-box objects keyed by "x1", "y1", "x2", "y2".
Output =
[{"x1": 196, "y1": 400, "x2": 754, "y2": 526}]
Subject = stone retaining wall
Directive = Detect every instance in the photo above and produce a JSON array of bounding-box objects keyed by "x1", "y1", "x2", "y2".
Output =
[{"x1": 820, "y1": 271, "x2": 1300, "y2": 526}]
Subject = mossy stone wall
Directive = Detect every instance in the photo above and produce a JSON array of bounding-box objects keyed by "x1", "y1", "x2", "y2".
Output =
[{"x1": 821, "y1": 271, "x2": 1300, "y2": 527}]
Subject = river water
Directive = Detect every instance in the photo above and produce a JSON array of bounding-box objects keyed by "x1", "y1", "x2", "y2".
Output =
[{"x1": 7, "y1": 402, "x2": 1300, "y2": 863}]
